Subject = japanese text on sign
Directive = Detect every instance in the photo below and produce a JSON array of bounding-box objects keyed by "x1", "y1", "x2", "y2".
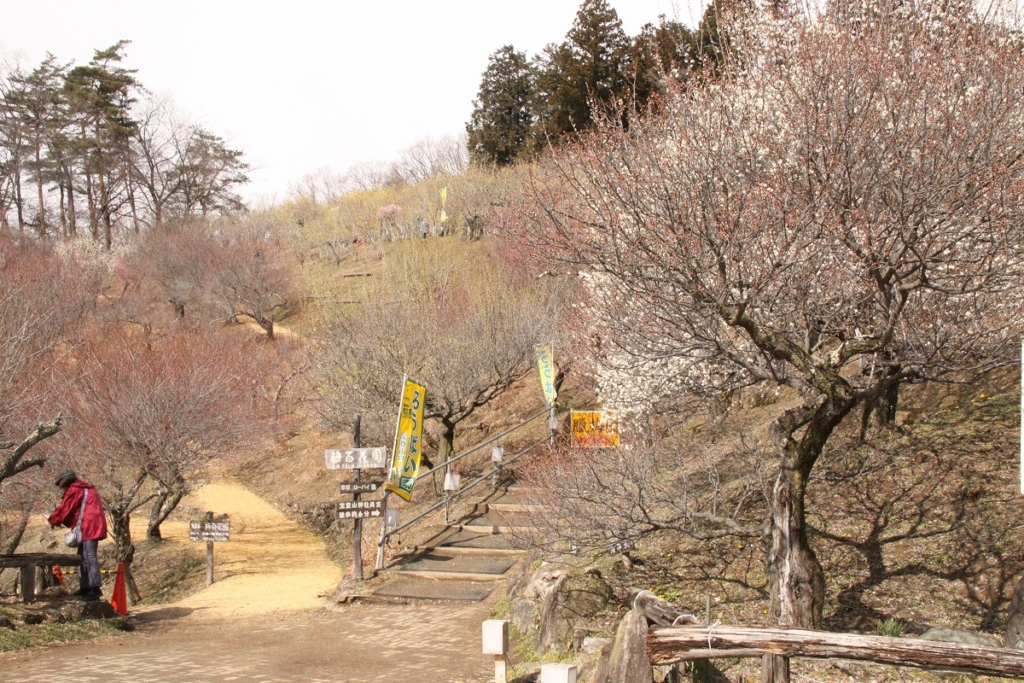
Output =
[
  {"x1": 325, "y1": 447, "x2": 388, "y2": 470},
  {"x1": 189, "y1": 521, "x2": 230, "y2": 542},
  {"x1": 570, "y1": 410, "x2": 620, "y2": 447}
]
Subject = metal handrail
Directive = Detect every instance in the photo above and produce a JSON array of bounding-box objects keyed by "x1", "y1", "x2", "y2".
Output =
[
  {"x1": 375, "y1": 406, "x2": 557, "y2": 568},
  {"x1": 415, "y1": 406, "x2": 549, "y2": 480},
  {"x1": 384, "y1": 437, "x2": 545, "y2": 539}
]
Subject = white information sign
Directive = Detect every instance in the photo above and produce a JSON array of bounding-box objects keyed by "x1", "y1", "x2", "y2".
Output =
[{"x1": 325, "y1": 447, "x2": 389, "y2": 470}]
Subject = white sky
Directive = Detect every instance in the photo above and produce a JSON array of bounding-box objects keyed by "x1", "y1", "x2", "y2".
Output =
[{"x1": 0, "y1": 0, "x2": 708, "y2": 206}]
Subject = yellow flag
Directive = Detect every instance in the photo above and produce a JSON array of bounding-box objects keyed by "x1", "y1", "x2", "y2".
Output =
[
  {"x1": 535, "y1": 343, "x2": 557, "y2": 406},
  {"x1": 440, "y1": 187, "x2": 448, "y2": 206},
  {"x1": 384, "y1": 377, "x2": 428, "y2": 502}
]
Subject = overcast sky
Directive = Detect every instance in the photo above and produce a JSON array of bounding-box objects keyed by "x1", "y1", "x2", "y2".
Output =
[{"x1": 0, "y1": 0, "x2": 708, "y2": 206}]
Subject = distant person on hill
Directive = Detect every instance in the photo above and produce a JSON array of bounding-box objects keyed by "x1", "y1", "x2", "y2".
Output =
[{"x1": 49, "y1": 469, "x2": 108, "y2": 601}]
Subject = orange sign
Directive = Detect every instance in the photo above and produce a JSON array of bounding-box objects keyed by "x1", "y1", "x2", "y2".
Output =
[{"x1": 570, "y1": 411, "x2": 620, "y2": 447}]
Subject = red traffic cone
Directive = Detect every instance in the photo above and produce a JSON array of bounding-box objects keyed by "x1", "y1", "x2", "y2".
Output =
[
  {"x1": 53, "y1": 565, "x2": 66, "y2": 588},
  {"x1": 109, "y1": 562, "x2": 128, "y2": 616}
]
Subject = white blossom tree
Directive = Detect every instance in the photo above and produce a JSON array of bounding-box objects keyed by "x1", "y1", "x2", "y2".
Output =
[{"x1": 516, "y1": 1, "x2": 1024, "y2": 627}]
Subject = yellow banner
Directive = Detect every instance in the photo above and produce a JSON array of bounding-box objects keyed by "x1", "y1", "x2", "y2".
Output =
[
  {"x1": 535, "y1": 343, "x2": 557, "y2": 406},
  {"x1": 384, "y1": 377, "x2": 428, "y2": 501},
  {"x1": 571, "y1": 411, "x2": 619, "y2": 447},
  {"x1": 440, "y1": 187, "x2": 448, "y2": 205}
]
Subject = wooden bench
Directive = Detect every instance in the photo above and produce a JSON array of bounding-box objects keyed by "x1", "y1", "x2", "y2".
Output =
[{"x1": 0, "y1": 553, "x2": 82, "y2": 602}]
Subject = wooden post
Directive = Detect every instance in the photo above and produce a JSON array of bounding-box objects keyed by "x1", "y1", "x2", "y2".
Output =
[
  {"x1": 495, "y1": 654, "x2": 507, "y2": 683},
  {"x1": 20, "y1": 564, "x2": 35, "y2": 602},
  {"x1": 549, "y1": 403, "x2": 558, "y2": 443},
  {"x1": 205, "y1": 511, "x2": 214, "y2": 587},
  {"x1": 352, "y1": 414, "x2": 363, "y2": 581},
  {"x1": 761, "y1": 654, "x2": 790, "y2": 683}
]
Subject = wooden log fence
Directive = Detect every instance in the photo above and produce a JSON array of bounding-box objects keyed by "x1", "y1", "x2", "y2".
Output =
[
  {"x1": 648, "y1": 624, "x2": 1024, "y2": 681},
  {"x1": 0, "y1": 553, "x2": 82, "y2": 602}
]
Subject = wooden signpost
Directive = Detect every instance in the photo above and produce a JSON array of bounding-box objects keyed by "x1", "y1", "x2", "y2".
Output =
[
  {"x1": 330, "y1": 415, "x2": 389, "y2": 581},
  {"x1": 189, "y1": 512, "x2": 229, "y2": 586}
]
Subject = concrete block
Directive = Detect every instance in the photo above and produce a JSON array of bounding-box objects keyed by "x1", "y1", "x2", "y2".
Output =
[
  {"x1": 541, "y1": 663, "x2": 577, "y2": 683},
  {"x1": 482, "y1": 619, "x2": 509, "y2": 655}
]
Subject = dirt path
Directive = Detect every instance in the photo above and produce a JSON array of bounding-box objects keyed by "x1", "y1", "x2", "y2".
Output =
[
  {"x1": 1, "y1": 479, "x2": 493, "y2": 682},
  {"x1": 153, "y1": 480, "x2": 343, "y2": 620}
]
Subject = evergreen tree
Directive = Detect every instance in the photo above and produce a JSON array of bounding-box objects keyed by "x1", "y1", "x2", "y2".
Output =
[
  {"x1": 625, "y1": 19, "x2": 695, "y2": 109},
  {"x1": 64, "y1": 41, "x2": 138, "y2": 249},
  {"x1": 534, "y1": 0, "x2": 630, "y2": 140},
  {"x1": 171, "y1": 127, "x2": 249, "y2": 218},
  {"x1": 7, "y1": 55, "x2": 69, "y2": 239},
  {"x1": 466, "y1": 46, "x2": 536, "y2": 167}
]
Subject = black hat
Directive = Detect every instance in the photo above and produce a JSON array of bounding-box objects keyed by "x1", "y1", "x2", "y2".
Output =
[{"x1": 55, "y1": 469, "x2": 77, "y2": 487}]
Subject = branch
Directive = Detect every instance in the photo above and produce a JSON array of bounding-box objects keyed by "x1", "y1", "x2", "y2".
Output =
[{"x1": 0, "y1": 416, "x2": 62, "y2": 484}]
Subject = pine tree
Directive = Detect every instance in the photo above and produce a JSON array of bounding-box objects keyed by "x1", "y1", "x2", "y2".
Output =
[
  {"x1": 534, "y1": 0, "x2": 631, "y2": 140},
  {"x1": 64, "y1": 41, "x2": 139, "y2": 249},
  {"x1": 465, "y1": 46, "x2": 536, "y2": 167},
  {"x1": 625, "y1": 19, "x2": 696, "y2": 109}
]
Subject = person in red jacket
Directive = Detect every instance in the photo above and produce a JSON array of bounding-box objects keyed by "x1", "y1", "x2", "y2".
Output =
[{"x1": 48, "y1": 469, "x2": 108, "y2": 600}]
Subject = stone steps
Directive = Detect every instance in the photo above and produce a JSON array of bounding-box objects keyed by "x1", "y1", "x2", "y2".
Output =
[{"x1": 371, "y1": 481, "x2": 542, "y2": 602}]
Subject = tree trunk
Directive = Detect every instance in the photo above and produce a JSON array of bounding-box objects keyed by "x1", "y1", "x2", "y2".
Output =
[
  {"x1": 768, "y1": 399, "x2": 854, "y2": 628},
  {"x1": 436, "y1": 417, "x2": 456, "y2": 495},
  {"x1": 768, "y1": 455, "x2": 825, "y2": 628},
  {"x1": 65, "y1": 163, "x2": 77, "y2": 237},
  {"x1": 146, "y1": 488, "x2": 184, "y2": 542},
  {"x1": 110, "y1": 507, "x2": 142, "y2": 602},
  {"x1": 13, "y1": 165, "x2": 24, "y2": 233},
  {"x1": 34, "y1": 147, "x2": 46, "y2": 239}
]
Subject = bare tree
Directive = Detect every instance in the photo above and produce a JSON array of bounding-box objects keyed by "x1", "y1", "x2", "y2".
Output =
[
  {"x1": 128, "y1": 219, "x2": 217, "y2": 320},
  {"x1": 315, "y1": 241, "x2": 567, "y2": 466},
  {"x1": 516, "y1": 3, "x2": 1024, "y2": 627},
  {"x1": 61, "y1": 328, "x2": 263, "y2": 596},
  {"x1": 521, "y1": 431, "x2": 771, "y2": 556},
  {"x1": 393, "y1": 134, "x2": 470, "y2": 184},
  {"x1": 205, "y1": 219, "x2": 297, "y2": 339},
  {"x1": 0, "y1": 237, "x2": 97, "y2": 493}
]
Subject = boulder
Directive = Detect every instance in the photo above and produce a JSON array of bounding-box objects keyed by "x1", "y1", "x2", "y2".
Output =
[
  {"x1": 596, "y1": 610, "x2": 653, "y2": 683},
  {"x1": 512, "y1": 599, "x2": 538, "y2": 635},
  {"x1": 538, "y1": 572, "x2": 614, "y2": 654},
  {"x1": 920, "y1": 627, "x2": 1001, "y2": 648},
  {"x1": 1006, "y1": 577, "x2": 1024, "y2": 649},
  {"x1": 523, "y1": 565, "x2": 567, "y2": 601}
]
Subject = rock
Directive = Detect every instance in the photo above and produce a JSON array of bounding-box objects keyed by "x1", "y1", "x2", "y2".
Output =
[
  {"x1": 538, "y1": 572, "x2": 614, "y2": 654},
  {"x1": 920, "y1": 627, "x2": 1002, "y2": 648},
  {"x1": 512, "y1": 599, "x2": 538, "y2": 635},
  {"x1": 522, "y1": 565, "x2": 567, "y2": 601},
  {"x1": 582, "y1": 636, "x2": 612, "y2": 654},
  {"x1": 516, "y1": 662, "x2": 542, "y2": 683},
  {"x1": 1006, "y1": 577, "x2": 1024, "y2": 649},
  {"x1": 596, "y1": 610, "x2": 652, "y2": 683},
  {"x1": 59, "y1": 600, "x2": 119, "y2": 622}
]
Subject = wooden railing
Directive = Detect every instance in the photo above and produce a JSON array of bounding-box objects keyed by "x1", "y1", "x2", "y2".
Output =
[{"x1": 648, "y1": 624, "x2": 1024, "y2": 682}]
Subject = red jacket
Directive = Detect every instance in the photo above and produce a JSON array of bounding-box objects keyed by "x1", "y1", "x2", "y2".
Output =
[{"x1": 49, "y1": 480, "x2": 108, "y2": 542}]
